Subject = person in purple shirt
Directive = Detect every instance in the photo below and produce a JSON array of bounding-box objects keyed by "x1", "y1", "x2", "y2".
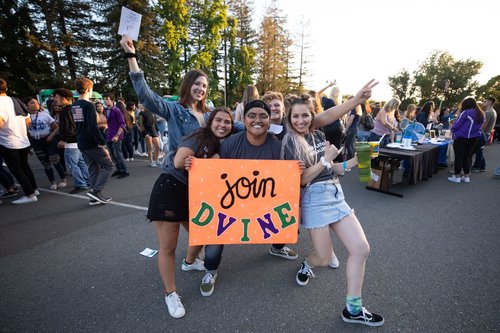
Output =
[
  {"x1": 103, "y1": 93, "x2": 129, "y2": 179},
  {"x1": 448, "y1": 97, "x2": 485, "y2": 183}
]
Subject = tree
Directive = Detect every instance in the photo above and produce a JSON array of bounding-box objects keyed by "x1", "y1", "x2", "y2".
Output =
[
  {"x1": 388, "y1": 68, "x2": 416, "y2": 110},
  {"x1": 476, "y1": 75, "x2": 500, "y2": 110},
  {"x1": 256, "y1": 1, "x2": 295, "y2": 94},
  {"x1": 0, "y1": 0, "x2": 53, "y2": 96},
  {"x1": 225, "y1": 0, "x2": 257, "y2": 104},
  {"x1": 183, "y1": 0, "x2": 227, "y2": 104},
  {"x1": 389, "y1": 50, "x2": 482, "y2": 108},
  {"x1": 413, "y1": 50, "x2": 482, "y2": 107},
  {"x1": 294, "y1": 16, "x2": 312, "y2": 94},
  {"x1": 157, "y1": 0, "x2": 189, "y2": 95}
]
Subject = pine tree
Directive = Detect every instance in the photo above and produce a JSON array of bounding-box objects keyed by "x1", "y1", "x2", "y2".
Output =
[
  {"x1": 256, "y1": 1, "x2": 295, "y2": 94},
  {"x1": 0, "y1": 0, "x2": 53, "y2": 96}
]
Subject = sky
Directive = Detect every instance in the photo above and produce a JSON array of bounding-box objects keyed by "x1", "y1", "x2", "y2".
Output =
[{"x1": 252, "y1": 0, "x2": 498, "y2": 101}]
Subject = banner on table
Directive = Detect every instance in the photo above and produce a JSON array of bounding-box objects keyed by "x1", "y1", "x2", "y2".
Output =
[{"x1": 188, "y1": 159, "x2": 300, "y2": 245}]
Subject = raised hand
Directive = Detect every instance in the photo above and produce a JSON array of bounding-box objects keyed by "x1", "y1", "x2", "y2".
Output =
[
  {"x1": 354, "y1": 79, "x2": 379, "y2": 104},
  {"x1": 120, "y1": 34, "x2": 135, "y2": 53}
]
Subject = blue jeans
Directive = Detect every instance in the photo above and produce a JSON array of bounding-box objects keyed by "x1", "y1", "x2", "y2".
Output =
[
  {"x1": 107, "y1": 140, "x2": 127, "y2": 173},
  {"x1": 204, "y1": 245, "x2": 225, "y2": 272},
  {"x1": 64, "y1": 148, "x2": 90, "y2": 187}
]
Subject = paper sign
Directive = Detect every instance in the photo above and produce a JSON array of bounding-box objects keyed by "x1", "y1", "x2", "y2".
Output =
[
  {"x1": 140, "y1": 248, "x2": 158, "y2": 257},
  {"x1": 268, "y1": 124, "x2": 283, "y2": 135},
  {"x1": 189, "y1": 159, "x2": 300, "y2": 245},
  {"x1": 118, "y1": 7, "x2": 142, "y2": 41}
]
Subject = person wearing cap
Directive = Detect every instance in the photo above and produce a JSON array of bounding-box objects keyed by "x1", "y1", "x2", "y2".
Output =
[{"x1": 199, "y1": 99, "x2": 299, "y2": 297}]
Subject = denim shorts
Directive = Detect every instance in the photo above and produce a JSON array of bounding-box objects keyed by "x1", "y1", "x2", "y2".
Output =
[{"x1": 300, "y1": 179, "x2": 353, "y2": 229}]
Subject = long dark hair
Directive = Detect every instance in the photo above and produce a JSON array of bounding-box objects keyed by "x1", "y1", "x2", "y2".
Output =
[
  {"x1": 460, "y1": 97, "x2": 484, "y2": 123},
  {"x1": 179, "y1": 70, "x2": 210, "y2": 113},
  {"x1": 183, "y1": 108, "x2": 233, "y2": 157}
]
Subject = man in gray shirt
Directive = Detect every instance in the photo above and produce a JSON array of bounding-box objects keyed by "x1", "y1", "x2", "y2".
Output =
[
  {"x1": 199, "y1": 100, "x2": 298, "y2": 297},
  {"x1": 472, "y1": 97, "x2": 497, "y2": 172}
]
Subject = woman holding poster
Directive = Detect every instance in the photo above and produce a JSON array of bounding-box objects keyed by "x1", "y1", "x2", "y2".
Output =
[
  {"x1": 120, "y1": 35, "x2": 232, "y2": 318},
  {"x1": 281, "y1": 95, "x2": 384, "y2": 327}
]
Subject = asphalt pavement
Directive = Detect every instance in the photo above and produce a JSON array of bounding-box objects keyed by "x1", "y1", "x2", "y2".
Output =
[{"x1": 1, "y1": 144, "x2": 499, "y2": 333}]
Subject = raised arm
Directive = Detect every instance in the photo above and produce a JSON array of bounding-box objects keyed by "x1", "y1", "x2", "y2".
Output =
[
  {"x1": 313, "y1": 79, "x2": 378, "y2": 128},
  {"x1": 119, "y1": 34, "x2": 170, "y2": 120},
  {"x1": 316, "y1": 80, "x2": 336, "y2": 96}
]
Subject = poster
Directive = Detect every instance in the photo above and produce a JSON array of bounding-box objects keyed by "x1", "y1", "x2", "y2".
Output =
[{"x1": 189, "y1": 159, "x2": 300, "y2": 245}]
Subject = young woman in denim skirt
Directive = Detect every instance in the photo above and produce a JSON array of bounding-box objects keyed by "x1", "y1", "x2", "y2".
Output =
[{"x1": 281, "y1": 96, "x2": 384, "y2": 327}]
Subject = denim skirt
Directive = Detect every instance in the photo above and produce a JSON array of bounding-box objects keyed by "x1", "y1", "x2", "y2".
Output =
[{"x1": 300, "y1": 179, "x2": 353, "y2": 229}]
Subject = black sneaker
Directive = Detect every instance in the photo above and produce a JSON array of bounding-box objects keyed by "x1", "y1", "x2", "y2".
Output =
[
  {"x1": 117, "y1": 171, "x2": 130, "y2": 179},
  {"x1": 70, "y1": 186, "x2": 88, "y2": 194},
  {"x1": 111, "y1": 170, "x2": 120, "y2": 177},
  {"x1": 88, "y1": 199, "x2": 102, "y2": 206},
  {"x1": 296, "y1": 261, "x2": 315, "y2": 286},
  {"x1": 0, "y1": 189, "x2": 19, "y2": 198},
  {"x1": 86, "y1": 190, "x2": 112, "y2": 203},
  {"x1": 342, "y1": 307, "x2": 384, "y2": 327}
]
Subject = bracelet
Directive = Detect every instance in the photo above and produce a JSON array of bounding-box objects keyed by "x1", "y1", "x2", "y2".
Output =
[
  {"x1": 343, "y1": 161, "x2": 347, "y2": 170},
  {"x1": 124, "y1": 52, "x2": 136, "y2": 59},
  {"x1": 320, "y1": 156, "x2": 331, "y2": 170}
]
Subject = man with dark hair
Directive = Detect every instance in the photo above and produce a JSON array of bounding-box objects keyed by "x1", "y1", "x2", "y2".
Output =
[
  {"x1": 103, "y1": 93, "x2": 129, "y2": 178},
  {"x1": 472, "y1": 97, "x2": 497, "y2": 172},
  {"x1": 199, "y1": 100, "x2": 299, "y2": 297},
  {"x1": 0, "y1": 78, "x2": 39, "y2": 204},
  {"x1": 72, "y1": 78, "x2": 114, "y2": 205},
  {"x1": 53, "y1": 88, "x2": 90, "y2": 194}
]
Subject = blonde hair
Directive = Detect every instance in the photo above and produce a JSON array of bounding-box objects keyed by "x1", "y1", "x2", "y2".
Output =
[
  {"x1": 242, "y1": 85, "x2": 259, "y2": 105},
  {"x1": 328, "y1": 86, "x2": 342, "y2": 106}
]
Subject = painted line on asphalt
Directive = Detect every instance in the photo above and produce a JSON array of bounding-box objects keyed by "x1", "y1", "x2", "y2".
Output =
[{"x1": 37, "y1": 188, "x2": 148, "y2": 211}]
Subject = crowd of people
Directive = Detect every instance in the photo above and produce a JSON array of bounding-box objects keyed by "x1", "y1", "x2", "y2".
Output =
[{"x1": 1, "y1": 33, "x2": 498, "y2": 326}]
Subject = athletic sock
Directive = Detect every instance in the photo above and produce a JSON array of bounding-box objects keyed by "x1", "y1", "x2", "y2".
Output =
[{"x1": 346, "y1": 295, "x2": 362, "y2": 315}]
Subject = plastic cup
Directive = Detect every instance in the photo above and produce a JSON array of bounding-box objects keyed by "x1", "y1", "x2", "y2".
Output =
[
  {"x1": 355, "y1": 142, "x2": 372, "y2": 183},
  {"x1": 368, "y1": 141, "x2": 380, "y2": 158}
]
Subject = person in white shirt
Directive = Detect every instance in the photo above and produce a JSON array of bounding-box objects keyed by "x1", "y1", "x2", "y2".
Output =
[{"x1": 0, "y1": 78, "x2": 39, "y2": 204}]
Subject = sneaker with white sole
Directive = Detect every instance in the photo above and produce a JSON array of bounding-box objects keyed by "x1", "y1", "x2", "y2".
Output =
[
  {"x1": 342, "y1": 307, "x2": 384, "y2": 327},
  {"x1": 181, "y1": 258, "x2": 205, "y2": 271},
  {"x1": 88, "y1": 199, "x2": 103, "y2": 206},
  {"x1": 200, "y1": 272, "x2": 217, "y2": 296},
  {"x1": 57, "y1": 181, "x2": 67, "y2": 189},
  {"x1": 296, "y1": 261, "x2": 315, "y2": 286},
  {"x1": 149, "y1": 161, "x2": 157, "y2": 168},
  {"x1": 447, "y1": 175, "x2": 461, "y2": 183},
  {"x1": 86, "y1": 190, "x2": 111, "y2": 203},
  {"x1": 329, "y1": 253, "x2": 340, "y2": 269},
  {"x1": 164, "y1": 292, "x2": 185, "y2": 318},
  {"x1": 461, "y1": 176, "x2": 470, "y2": 183},
  {"x1": 12, "y1": 196, "x2": 38, "y2": 205},
  {"x1": 34, "y1": 189, "x2": 40, "y2": 196},
  {"x1": 269, "y1": 246, "x2": 298, "y2": 260},
  {"x1": 49, "y1": 183, "x2": 58, "y2": 190}
]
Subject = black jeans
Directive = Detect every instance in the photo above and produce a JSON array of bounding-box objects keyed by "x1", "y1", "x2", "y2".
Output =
[{"x1": 0, "y1": 145, "x2": 37, "y2": 196}]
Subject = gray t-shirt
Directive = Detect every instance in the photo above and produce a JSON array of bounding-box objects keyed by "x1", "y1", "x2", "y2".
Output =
[
  {"x1": 282, "y1": 130, "x2": 333, "y2": 184},
  {"x1": 165, "y1": 135, "x2": 209, "y2": 184},
  {"x1": 220, "y1": 132, "x2": 281, "y2": 159}
]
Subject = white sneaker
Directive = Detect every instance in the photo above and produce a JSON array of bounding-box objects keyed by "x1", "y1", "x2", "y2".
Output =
[
  {"x1": 125, "y1": 158, "x2": 130, "y2": 161},
  {"x1": 129, "y1": 157, "x2": 134, "y2": 161},
  {"x1": 329, "y1": 253, "x2": 340, "y2": 269},
  {"x1": 34, "y1": 189, "x2": 40, "y2": 196},
  {"x1": 12, "y1": 196, "x2": 38, "y2": 205},
  {"x1": 57, "y1": 181, "x2": 67, "y2": 189},
  {"x1": 141, "y1": 152, "x2": 148, "y2": 157},
  {"x1": 164, "y1": 292, "x2": 185, "y2": 318},
  {"x1": 447, "y1": 175, "x2": 461, "y2": 183},
  {"x1": 155, "y1": 160, "x2": 163, "y2": 167},
  {"x1": 149, "y1": 161, "x2": 157, "y2": 168},
  {"x1": 181, "y1": 258, "x2": 205, "y2": 271},
  {"x1": 49, "y1": 184, "x2": 58, "y2": 191},
  {"x1": 461, "y1": 176, "x2": 470, "y2": 183}
]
